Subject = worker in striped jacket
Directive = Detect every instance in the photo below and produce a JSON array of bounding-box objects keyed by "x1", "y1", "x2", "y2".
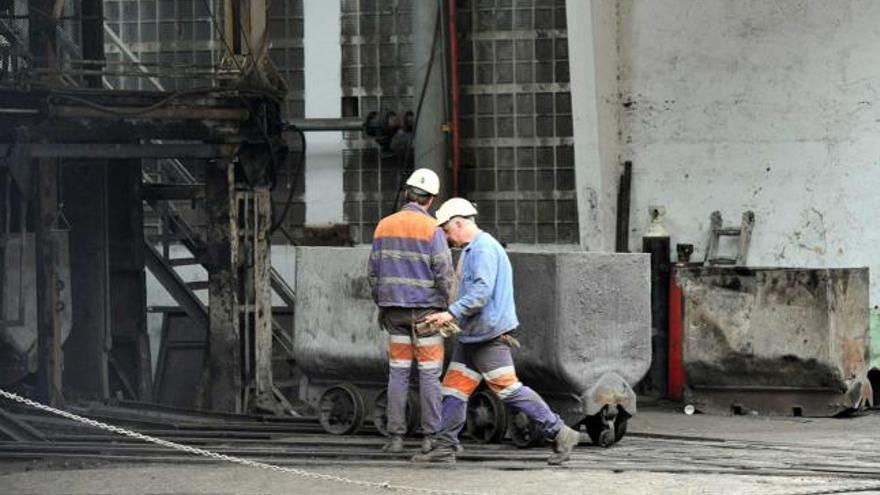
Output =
[{"x1": 368, "y1": 168, "x2": 455, "y2": 454}]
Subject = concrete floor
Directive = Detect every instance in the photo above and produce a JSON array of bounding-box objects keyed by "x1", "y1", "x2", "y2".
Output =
[
  {"x1": 3, "y1": 407, "x2": 880, "y2": 495},
  {"x1": 0, "y1": 464, "x2": 859, "y2": 495}
]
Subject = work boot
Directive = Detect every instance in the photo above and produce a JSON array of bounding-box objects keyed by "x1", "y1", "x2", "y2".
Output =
[
  {"x1": 382, "y1": 435, "x2": 405, "y2": 453},
  {"x1": 411, "y1": 441, "x2": 456, "y2": 464},
  {"x1": 420, "y1": 437, "x2": 434, "y2": 454},
  {"x1": 421, "y1": 437, "x2": 465, "y2": 454},
  {"x1": 547, "y1": 425, "x2": 580, "y2": 465}
]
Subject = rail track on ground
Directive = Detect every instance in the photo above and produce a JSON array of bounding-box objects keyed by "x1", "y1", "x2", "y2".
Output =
[{"x1": 1, "y1": 399, "x2": 878, "y2": 481}]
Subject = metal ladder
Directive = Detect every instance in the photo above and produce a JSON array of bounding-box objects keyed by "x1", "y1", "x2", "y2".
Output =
[{"x1": 703, "y1": 210, "x2": 755, "y2": 266}]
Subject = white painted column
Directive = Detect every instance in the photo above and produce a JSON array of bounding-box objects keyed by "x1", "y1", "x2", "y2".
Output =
[
  {"x1": 303, "y1": 0, "x2": 344, "y2": 224},
  {"x1": 566, "y1": 0, "x2": 620, "y2": 251}
]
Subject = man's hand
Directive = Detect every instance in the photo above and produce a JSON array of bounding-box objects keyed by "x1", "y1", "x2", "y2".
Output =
[
  {"x1": 422, "y1": 311, "x2": 454, "y2": 327},
  {"x1": 415, "y1": 311, "x2": 460, "y2": 338}
]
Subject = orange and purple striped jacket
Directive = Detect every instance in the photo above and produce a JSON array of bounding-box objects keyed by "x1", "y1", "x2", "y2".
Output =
[{"x1": 368, "y1": 203, "x2": 454, "y2": 308}]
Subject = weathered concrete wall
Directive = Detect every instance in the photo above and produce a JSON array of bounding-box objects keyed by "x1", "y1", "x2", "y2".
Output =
[
  {"x1": 619, "y1": 1, "x2": 880, "y2": 306},
  {"x1": 567, "y1": 0, "x2": 620, "y2": 251}
]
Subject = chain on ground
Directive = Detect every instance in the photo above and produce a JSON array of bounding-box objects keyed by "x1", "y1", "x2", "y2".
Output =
[{"x1": 0, "y1": 388, "x2": 488, "y2": 495}]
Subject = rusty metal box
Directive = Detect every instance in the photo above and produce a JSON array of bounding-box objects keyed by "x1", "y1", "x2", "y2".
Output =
[{"x1": 678, "y1": 266, "x2": 872, "y2": 416}]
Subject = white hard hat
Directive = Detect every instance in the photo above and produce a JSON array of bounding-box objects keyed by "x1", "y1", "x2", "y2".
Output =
[
  {"x1": 435, "y1": 197, "x2": 478, "y2": 226},
  {"x1": 405, "y1": 168, "x2": 440, "y2": 196}
]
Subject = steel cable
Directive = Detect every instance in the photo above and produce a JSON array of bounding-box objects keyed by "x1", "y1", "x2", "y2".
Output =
[{"x1": 0, "y1": 388, "x2": 488, "y2": 495}]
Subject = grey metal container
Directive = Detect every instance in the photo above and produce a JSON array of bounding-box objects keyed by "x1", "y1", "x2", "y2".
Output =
[
  {"x1": 509, "y1": 252, "x2": 651, "y2": 416},
  {"x1": 505, "y1": 250, "x2": 652, "y2": 446},
  {"x1": 293, "y1": 246, "x2": 652, "y2": 445},
  {"x1": 678, "y1": 266, "x2": 873, "y2": 417},
  {"x1": 293, "y1": 247, "x2": 388, "y2": 436}
]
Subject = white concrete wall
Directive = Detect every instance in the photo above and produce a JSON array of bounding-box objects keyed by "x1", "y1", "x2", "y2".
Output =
[
  {"x1": 618, "y1": 0, "x2": 880, "y2": 306},
  {"x1": 303, "y1": 0, "x2": 344, "y2": 224},
  {"x1": 567, "y1": 0, "x2": 621, "y2": 251}
]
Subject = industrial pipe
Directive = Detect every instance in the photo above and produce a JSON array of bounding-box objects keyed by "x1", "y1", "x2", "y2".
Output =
[
  {"x1": 283, "y1": 117, "x2": 364, "y2": 132},
  {"x1": 448, "y1": 0, "x2": 461, "y2": 196}
]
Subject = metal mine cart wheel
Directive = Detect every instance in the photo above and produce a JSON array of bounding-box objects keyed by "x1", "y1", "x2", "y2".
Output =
[
  {"x1": 318, "y1": 384, "x2": 366, "y2": 435},
  {"x1": 466, "y1": 390, "x2": 508, "y2": 443},
  {"x1": 510, "y1": 411, "x2": 543, "y2": 448},
  {"x1": 372, "y1": 388, "x2": 420, "y2": 436},
  {"x1": 585, "y1": 405, "x2": 629, "y2": 447}
]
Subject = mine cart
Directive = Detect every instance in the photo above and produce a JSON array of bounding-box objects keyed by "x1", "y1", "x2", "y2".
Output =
[{"x1": 294, "y1": 247, "x2": 652, "y2": 446}]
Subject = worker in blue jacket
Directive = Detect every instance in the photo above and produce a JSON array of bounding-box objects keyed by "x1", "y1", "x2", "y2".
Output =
[{"x1": 412, "y1": 198, "x2": 580, "y2": 465}]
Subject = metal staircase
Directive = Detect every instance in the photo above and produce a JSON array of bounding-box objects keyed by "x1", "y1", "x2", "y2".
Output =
[
  {"x1": 30, "y1": 18, "x2": 299, "y2": 413},
  {"x1": 106, "y1": 24, "x2": 298, "y2": 411},
  {"x1": 144, "y1": 193, "x2": 297, "y2": 345},
  {"x1": 143, "y1": 185, "x2": 298, "y2": 412}
]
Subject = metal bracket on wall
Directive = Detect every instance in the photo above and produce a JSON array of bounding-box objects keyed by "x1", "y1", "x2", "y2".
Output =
[{"x1": 704, "y1": 210, "x2": 756, "y2": 266}]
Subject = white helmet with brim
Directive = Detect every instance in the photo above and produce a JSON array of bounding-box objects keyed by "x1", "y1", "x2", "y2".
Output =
[
  {"x1": 405, "y1": 168, "x2": 440, "y2": 196},
  {"x1": 435, "y1": 197, "x2": 478, "y2": 226}
]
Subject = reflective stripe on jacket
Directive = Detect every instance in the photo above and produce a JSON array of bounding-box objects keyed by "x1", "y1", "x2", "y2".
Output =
[{"x1": 369, "y1": 203, "x2": 454, "y2": 308}]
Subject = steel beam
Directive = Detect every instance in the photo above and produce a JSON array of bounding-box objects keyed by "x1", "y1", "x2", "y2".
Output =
[
  {"x1": 284, "y1": 118, "x2": 363, "y2": 132},
  {"x1": 34, "y1": 158, "x2": 63, "y2": 406},
  {"x1": 0, "y1": 169, "x2": 5, "y2": 327},
  {"x1": 412, "y1": 1, "x2": 448, "y2": 199},
  {"x1": 269, "y1": 268, "x2": 296, "y2": 308},
  {"x1": 107, "y1": 161, "x2": 153, "y2": 401},
  {"x1": 51, "y1": 105, "x2": 249, "y2": 121},
  {"x1": 28, "y1": 0, "x2": 59, "y2": 72},
  {"x1": 0, "y1": 408, "x2": 46, "y2": 442},
  {"x1": 205, "y1": 159, "x2": 241, "y2": 413},
  {"x1": 0, "y1": 144, "x2": 237, "y2": 160},
  {"x1": 63, "y1": 162, "x2": 111, "y2": 400},
  {"x1": 246, "y1": 0, "x2": 269, "y2": 62},
  {"x1": 81, "y1": 0, "x2": 105, "y2": 89},
  {"x1": 29, "y1": 0, "x2": 65, "y2": 405},
  {"x1": 102, "y1": 22, "x2": 163, "y2": 90},
  {"x1": 141, "y1": 184, "x2": 205, "y2": 201},
  {"x1": 143, "y1": 242, "x2": 208, "y2": 330},
  {"x1": 241, "y1": 189, "x2": 273, "y2": 397}
]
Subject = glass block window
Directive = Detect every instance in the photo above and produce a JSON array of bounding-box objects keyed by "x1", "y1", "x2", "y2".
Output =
[
  {"x1": 102, "y1": 0, "x2": 306, "y2": 240},
  {"x1": 456, "y1": 0, "x2": 577, "y2": 244},
  {"x1": 340, "y1": 0, "x2": 414, "y2": 244},
  {"x1": 103, "y1": 0, "x2": 225, "y2": 91}
]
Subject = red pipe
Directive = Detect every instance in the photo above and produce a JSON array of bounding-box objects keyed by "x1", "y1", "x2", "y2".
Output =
[
  {"x1": 448, "y1": 0, "x2": 461, "y2": 196},
  {"x1": 667, "y1": 266, "x2": 686, "y2": 401}
]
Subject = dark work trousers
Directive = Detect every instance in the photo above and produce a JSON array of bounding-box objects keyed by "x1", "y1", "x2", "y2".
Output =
[
  {"x1": 381, "y1": 307, "x2": 444, "y2": 437},
  {"x1": 437, "y1": 337, "x2": 563, "y2": 445}
]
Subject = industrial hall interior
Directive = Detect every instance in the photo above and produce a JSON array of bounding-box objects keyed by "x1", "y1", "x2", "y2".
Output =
[{"x1": 1, "y1": 1, "x2": 879, "y2": 494}]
